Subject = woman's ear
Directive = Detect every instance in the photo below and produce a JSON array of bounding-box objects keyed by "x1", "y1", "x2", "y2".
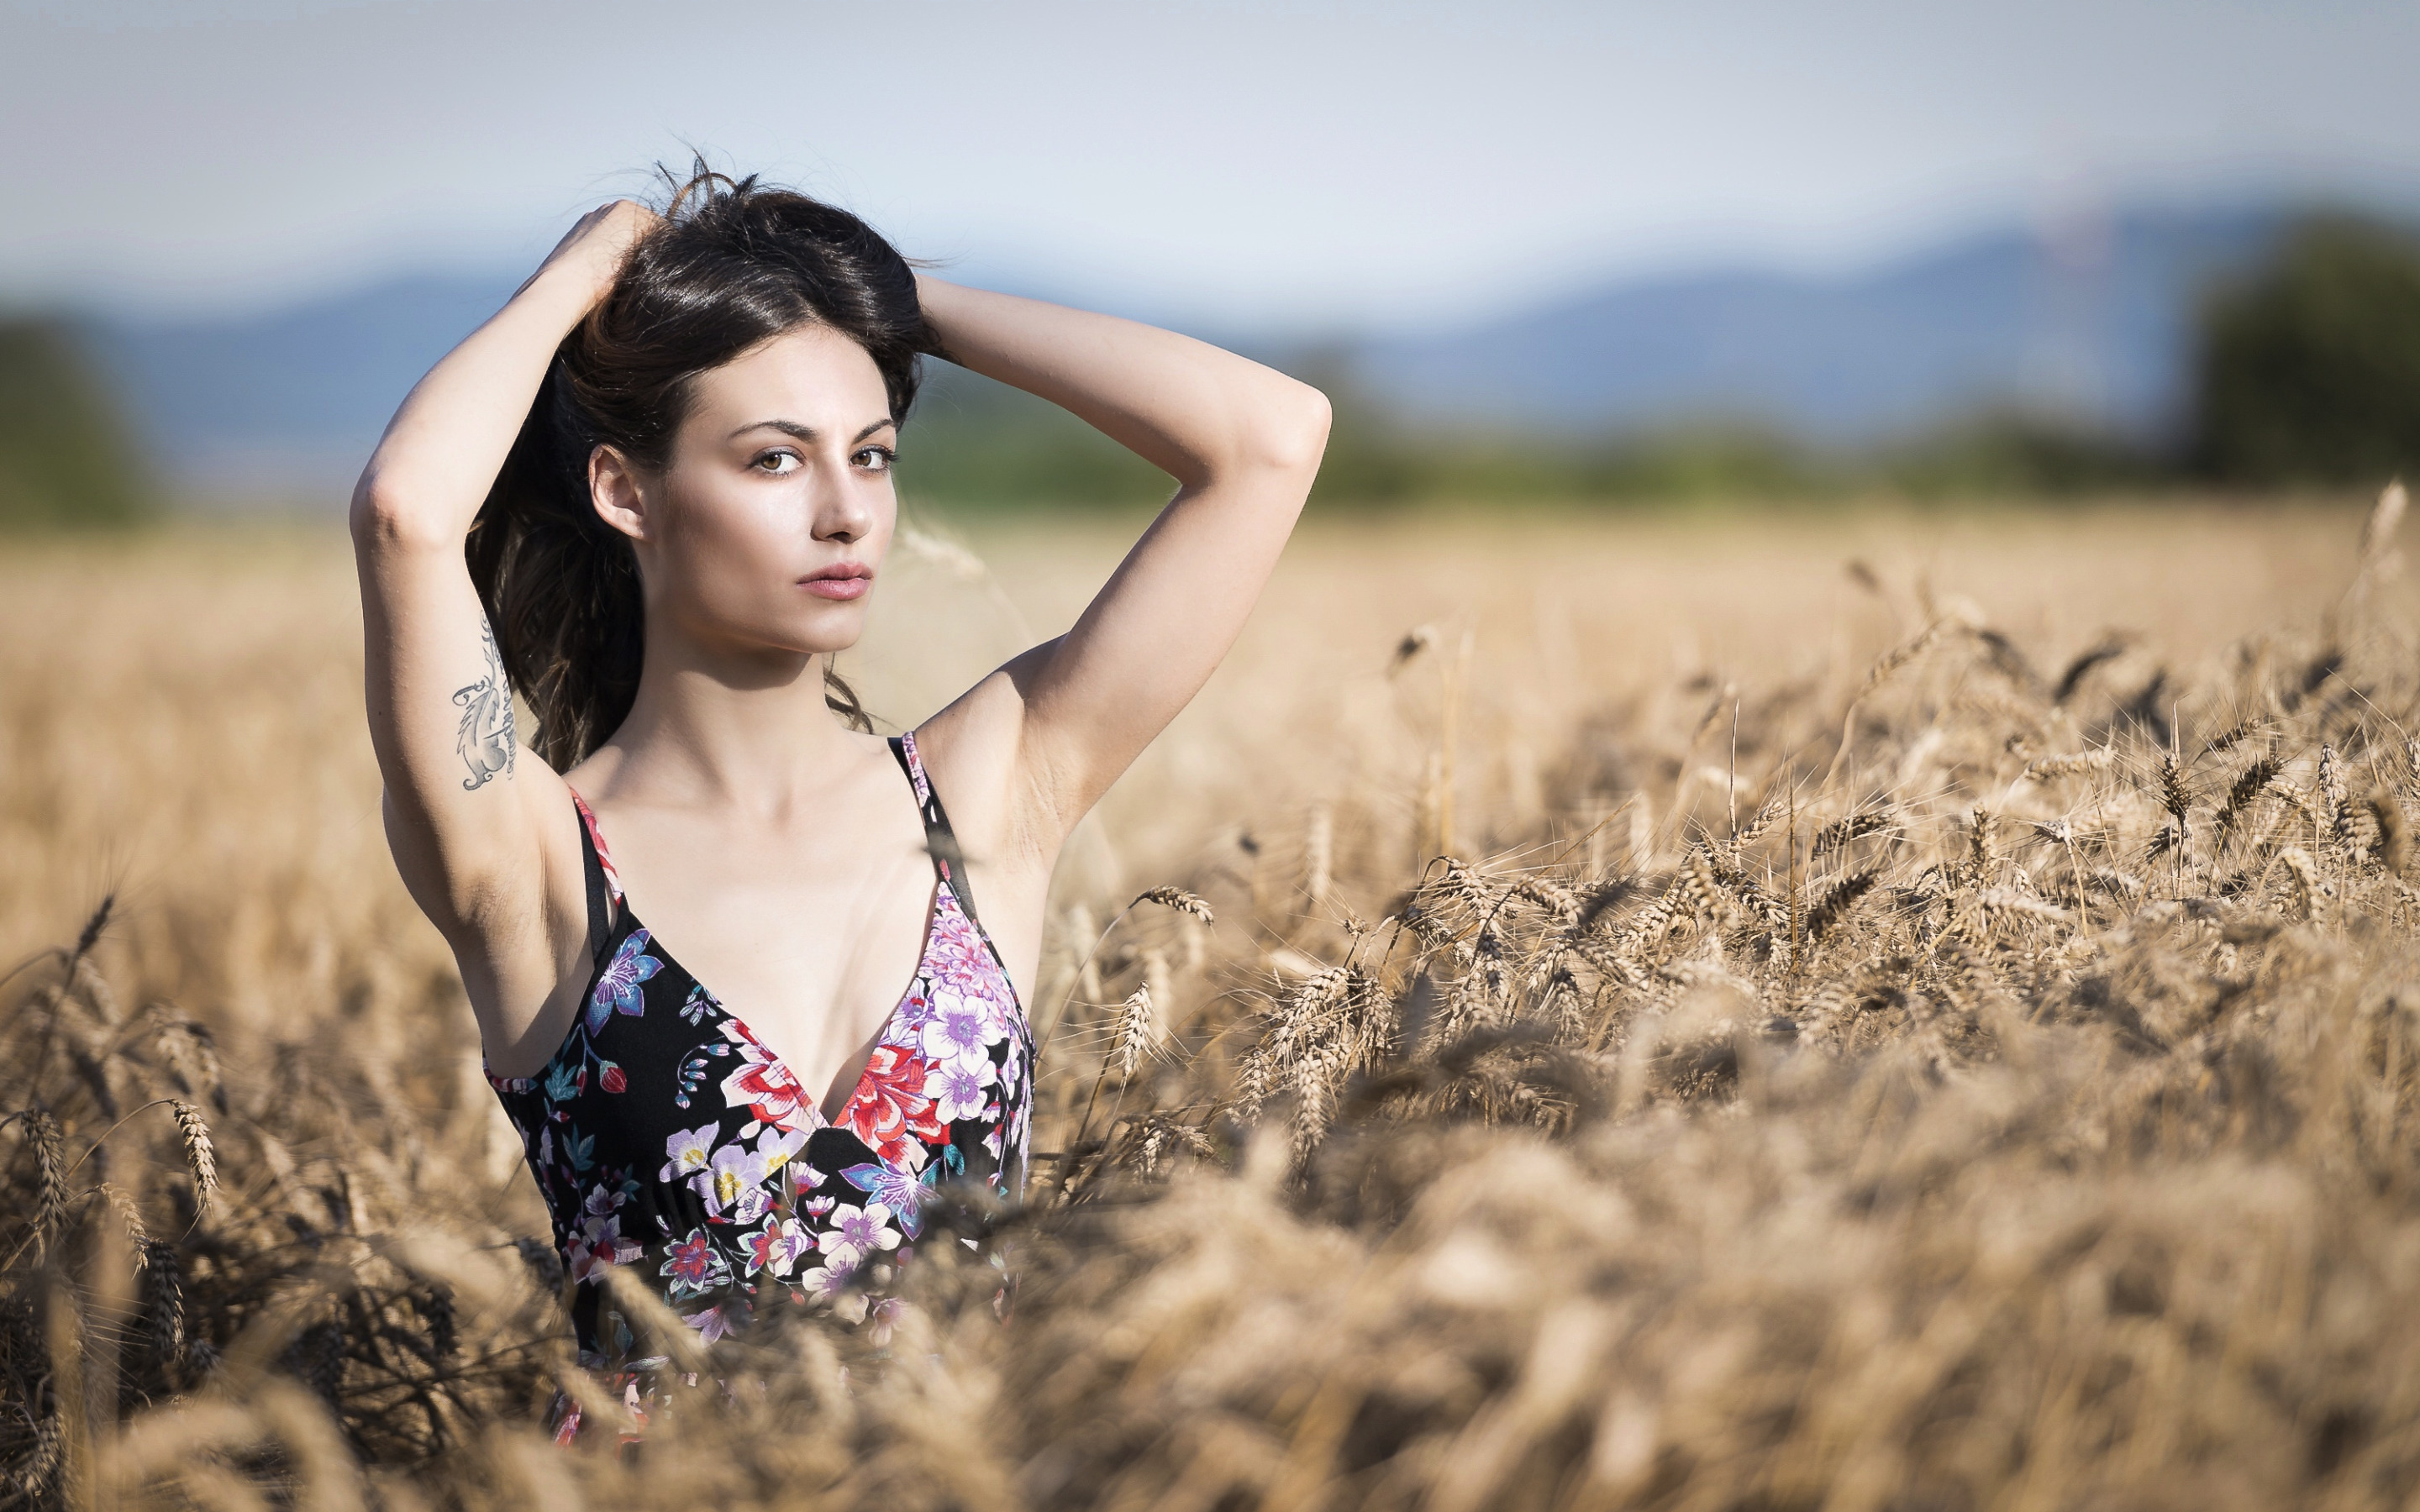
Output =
[{"x1": 590, "y1": 445, "x2": 650, "y2": 541}]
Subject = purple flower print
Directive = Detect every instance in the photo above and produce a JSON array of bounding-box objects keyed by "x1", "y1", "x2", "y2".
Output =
[
  {"x1": 659, "y1": 1122, "x2": 718, "y2": 1183},
  {"x1": 697, "y1": 1141, "x2": 773, "y2": 1224},
  {"x1": 892, "y1": 989, "x2": 938, "y2": 1036},
  {"x1": 842, "y1": 1163, "x2": 931, "y2": 1239},
  {"x1": 686, "y1": 1304, "x2": 734, "y2": 1344},
  {"x1": 816, "y1": 1202, "x2": 900, "y2": 1268},
  {"x1": 796, "y1": 1259, "x2": 871, "y2": 1324},
  {"x1": 922, "y1": 904, "x2": 997, "y2": 995},
  {"x1": 923, "y1": 1058, "x2": 996, "y2": 1123},
  {"x1": 755, "y1": 1126, "x2": 808, "y2": 1181},
  {"x1": 866, "y1": 1295, "x2": 903, "y2": 1349},
  {"x1": 566, "y1": 1208, "x2": 641, "y2": 1284},
  {"x1": 585, "y1": 930, "x2": 664, "y2": 1034},
  {"x1": 918, "y1": 995, "x2": 992, "y2": 1064},
  {"x1": 745, "y1": 1217, "x2": 814, "y2": 1278}
]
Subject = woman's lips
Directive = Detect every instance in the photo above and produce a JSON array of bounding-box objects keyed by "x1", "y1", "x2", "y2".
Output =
[{"x1": 799, "y1": 566, "x2": 872, "y2": 601}]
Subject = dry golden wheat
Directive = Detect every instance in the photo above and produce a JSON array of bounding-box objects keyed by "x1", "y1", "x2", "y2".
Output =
[{"x1": 6, "y1": 497, "x2": 2420, "y2": 1509}]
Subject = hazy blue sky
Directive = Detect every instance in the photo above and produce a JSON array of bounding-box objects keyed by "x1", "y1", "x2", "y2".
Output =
[{"x1": 8, "y1": 0, "x2": 2419, "y2": 328}]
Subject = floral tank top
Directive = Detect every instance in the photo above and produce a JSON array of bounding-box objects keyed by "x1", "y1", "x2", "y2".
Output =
[{"x1": 486, "y1": 732, "x2": 1034, "y2": 1431}]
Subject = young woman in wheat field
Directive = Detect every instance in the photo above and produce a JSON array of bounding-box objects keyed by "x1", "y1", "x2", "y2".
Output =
[{"x1": 349, "y1": 171, "x2": 1329, "y2": 1438}]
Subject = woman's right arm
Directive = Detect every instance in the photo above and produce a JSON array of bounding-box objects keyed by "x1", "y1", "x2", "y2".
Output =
[{"x1": 349, "y1": 202, "x2": 650, "y2": 1060}]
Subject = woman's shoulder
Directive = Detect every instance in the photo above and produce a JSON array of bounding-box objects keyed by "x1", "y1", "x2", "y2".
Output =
[{"x1": 902, "y1": 685, "x2": 1057, "y2": 874}]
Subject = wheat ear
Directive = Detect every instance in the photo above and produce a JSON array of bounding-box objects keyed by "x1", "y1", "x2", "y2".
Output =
[{"x1": 171, "y1": 1101, "x2": 218, "y2": 1218}]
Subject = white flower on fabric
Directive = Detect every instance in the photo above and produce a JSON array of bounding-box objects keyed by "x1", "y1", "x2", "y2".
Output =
[
  {"x1": 892, "y1": 988, "x2": 939, "y2": 1037},
  {"x1": 756, "y1": 1125, "x2": 808, "y2": 1178},
  {"x1": 686, "y1": 1304, "x2": 734, "y2": 1344},
  {"x1": 797, "y1": 1261, "x2": 871, "y2": 1324},
  {"x1": 718, "y1": 1018, "x2": 815, "y2": 1133},
  {"x1": 866, "y1": 1295, "x2": 904, "y2": 1350},
  {"x1": 660, "y1": 1121, "x2": 718, "y2": 1181},
  {"x1": 923, "y1": 1055, "x2": 997, "y2": 1122},
  {"x1": 815, "y1": 1202, "x2": 900, "y2": 1269},
  {"x1": 918, "y1": 993, "x2": 994, "y2": 1066},
  {"x1": 744, "y1": 1216, "x2": 814, "y2": 1278},
  {"x1": 697, "y1": 1140, "x2": 774, "y2": 1223}
]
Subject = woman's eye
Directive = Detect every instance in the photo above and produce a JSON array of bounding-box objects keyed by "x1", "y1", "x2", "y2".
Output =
[
  {"x1": 753, "y1": 451, "x2": 802, "y2": 475},
  {"x1": 853, "y1": 446, "x2": 896, "y2": 473}
]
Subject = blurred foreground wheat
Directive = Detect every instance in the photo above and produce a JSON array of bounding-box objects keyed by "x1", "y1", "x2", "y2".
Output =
[{"x1": 7, "y1": 499, "x2": 2420, "y2": 1509}]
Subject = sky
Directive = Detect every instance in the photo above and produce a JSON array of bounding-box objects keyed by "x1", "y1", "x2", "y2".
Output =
[{"x1": 8, "y1": 0, "x2": 2420, "y2": 332}]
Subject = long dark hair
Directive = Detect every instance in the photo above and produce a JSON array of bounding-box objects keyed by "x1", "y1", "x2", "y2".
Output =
[{"x1": 467, "y1": 167, "x2": 937, "y2": 769}]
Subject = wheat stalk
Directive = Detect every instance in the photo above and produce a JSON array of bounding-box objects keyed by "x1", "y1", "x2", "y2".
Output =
[
  {"x1": 24, "y1": 1110, "x2": 66, "y2": 1254},
  {"x1": 171, "y1": 1101, "x2": 218, "y2": 1218},
  {"x1": 1133, "y1": 886, "x2": 1216, "y2": 927}
]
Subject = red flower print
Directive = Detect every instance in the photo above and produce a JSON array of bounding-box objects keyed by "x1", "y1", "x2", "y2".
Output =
[
  {"x1": 840, "y1": 1046, "x2": 948, "y2": 1168},
  {"x1": 717, "y1": 1020, "x2": 813, "y2": 1131},
  {"x1": 600, "y1": 1063, "x2": 627, "y2": 1095},
  {"x1": 660, "y1": 1228, "x2": 730, "y2": 1299},
  {"x1": 666, "y1": 1232, "x2": 716, "y2": 1284}
]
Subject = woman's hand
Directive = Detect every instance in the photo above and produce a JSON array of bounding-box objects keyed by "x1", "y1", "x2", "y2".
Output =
[
  {"x1": 523, "y1": 199, "x2": 659, "y2": 304},
  {"x1": 356, "y1": 200, "x2": 655, "y2": 551}
]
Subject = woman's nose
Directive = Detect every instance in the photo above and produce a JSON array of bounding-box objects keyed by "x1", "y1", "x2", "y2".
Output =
[{"x1": 813, "y1": 459, "x2": 875, "y2": 543}]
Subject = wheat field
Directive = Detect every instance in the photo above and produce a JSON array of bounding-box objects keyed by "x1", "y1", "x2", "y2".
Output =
[{"x1": 6, "y1": 495, "x2": 2420, "y2": 1510}]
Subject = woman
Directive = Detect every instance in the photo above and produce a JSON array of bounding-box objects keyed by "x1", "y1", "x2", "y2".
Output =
[{"x1": 350, "y1": 171, "x2": 1328, "y2": 1432}]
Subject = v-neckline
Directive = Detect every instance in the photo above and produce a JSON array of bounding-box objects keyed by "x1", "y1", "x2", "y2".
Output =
[
  {"x1": 487, "y1": 780, "x2": 1023, "y2": 1124},
  {"x1": 572, "y1": 801, "x2": 962, "y2": 1127},
  {"x1": 662, "y1": 878, "x2": 950, "y2": 1129}
]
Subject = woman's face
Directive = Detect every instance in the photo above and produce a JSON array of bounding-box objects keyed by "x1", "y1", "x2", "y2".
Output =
[{"x1": 593, "y1": 323, "x2": 898, "y2": 664}]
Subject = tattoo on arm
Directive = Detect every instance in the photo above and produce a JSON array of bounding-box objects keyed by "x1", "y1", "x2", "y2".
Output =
[{"x1": 452, "y1": 619, "x2": 519, "y2": 790}]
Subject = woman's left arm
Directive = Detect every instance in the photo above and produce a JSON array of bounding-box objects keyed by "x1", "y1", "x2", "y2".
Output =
[{"x1": 911, "y1": 276, "x2": 1330, "y2": 848}]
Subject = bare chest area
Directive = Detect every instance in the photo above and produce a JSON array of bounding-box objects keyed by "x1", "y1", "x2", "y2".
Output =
[{"x1": 591, "y1": 801, "x2": 938, "y2": 1110}]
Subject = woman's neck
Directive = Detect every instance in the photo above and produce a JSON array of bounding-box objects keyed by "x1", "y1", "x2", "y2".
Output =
[{"x1": 581, "y1": 630, "x2": 864, "y2": 818}]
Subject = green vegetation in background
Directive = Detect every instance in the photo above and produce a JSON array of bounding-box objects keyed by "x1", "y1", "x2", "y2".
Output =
[
  {"x1": 895, "y1": 359, "x2": 2160, "y2": 513},
  {"x1": 897, "y1": 364, "x2": 1175, "y2": 512},
  {"x1": 0, "y1": 318, "x2": 159, "y2": 528},
  {"x1": 2191, "y1": 215, "x2": 2420, "y2": 485},
  {"x1": 811, "y1": 210, "x2": 2420, "y2": 515}
]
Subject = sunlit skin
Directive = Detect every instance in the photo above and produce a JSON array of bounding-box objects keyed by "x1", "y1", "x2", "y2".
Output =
[
  {"x1": 350, "y1": 197, "x2": 1330, "y2": 1121},
  {"x1": 595, "y1": 325, "x2": 901, "y2": 671}
]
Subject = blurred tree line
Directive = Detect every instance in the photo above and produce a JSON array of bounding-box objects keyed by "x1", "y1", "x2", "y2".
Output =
[
  {"x1": 897, "y1": 210, "x2": 2420, "y2": 514},
  {"x1": 4, "y1": 211, "x2": 2417, "y2": 528},
  {"x1": 0, "y1": 318, "x2": 157, "y2": 528},
  {"x1": 2190, "y1": 215, "x2": 2420, "y2": 485}
]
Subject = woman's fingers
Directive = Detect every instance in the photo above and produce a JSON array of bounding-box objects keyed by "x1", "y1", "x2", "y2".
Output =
[{"x1": 535, "y1": 200, "x2": 658, "y2": 297}]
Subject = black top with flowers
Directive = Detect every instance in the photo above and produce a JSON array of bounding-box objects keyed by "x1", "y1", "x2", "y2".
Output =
[{"x1": 485, "y1": 732, "x2": 1034, "y2": 1371}]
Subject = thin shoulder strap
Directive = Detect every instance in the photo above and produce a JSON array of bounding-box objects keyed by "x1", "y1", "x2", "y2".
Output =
[
  {"x1": 568, "y1": 790, "x2": 623, "y2": 967},
  {"x1": 890, "y1": 732, "x2": 982, "y2": 930}
]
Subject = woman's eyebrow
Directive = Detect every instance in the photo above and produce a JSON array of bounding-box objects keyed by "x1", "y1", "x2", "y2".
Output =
[
  {"x1": 731, "y1": 418, "x2": 818, "y2": 442},
  {"x1": 729, "y1": 417, "x2": 898, "y2": 443}
]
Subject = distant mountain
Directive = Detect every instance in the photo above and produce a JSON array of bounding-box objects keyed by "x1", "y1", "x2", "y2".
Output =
[
  {"x1": 67, "y1": 198, "x2": 2392, "y2": 501},
  {"x1": 89, "y1": 272, "x2": 521, "y2": 501},
  {"x1": 1351, "y1": 204, "x2": 2297, "y2": 444}
]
